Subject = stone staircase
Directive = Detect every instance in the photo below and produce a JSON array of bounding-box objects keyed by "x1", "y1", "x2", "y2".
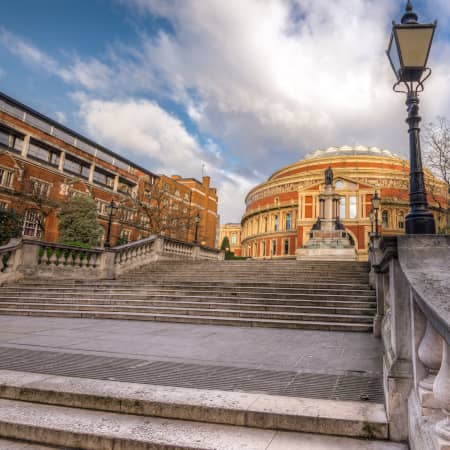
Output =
[
  {"x1": 0, "y1": 370, "x2": 406, "y2": 449},
  {"x1": 0, "y1": 260, "x2": 376, "y2": 331}
]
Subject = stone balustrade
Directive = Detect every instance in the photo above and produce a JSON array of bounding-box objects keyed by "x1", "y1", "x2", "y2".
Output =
[
  {"x1": 0, "y1": 239, "x2": 23, "y2": 285},
  {"x1": 0, "y1": 236, "x2": 224, "y2": 284},
  {"x1": 370, "y1": 235, "x2": 450, "y2": 449}
]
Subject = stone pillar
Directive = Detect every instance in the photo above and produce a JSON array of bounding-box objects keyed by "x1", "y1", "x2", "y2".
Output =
[
  {"x1": 88, "y1": 164, "x2": 95, "y2": 184},
  {"x1": 384, "y1": 258, "x2": 414, "y2": 441},
  {"x1": 434, "y1": 341, "x2": 450, "y2": 449},
  {"x1": 58, "y1": 151, "x2": 66, "y2": 172},
  {"x1": 21, "y1": 135, "x2": 30, "y2": 158}
]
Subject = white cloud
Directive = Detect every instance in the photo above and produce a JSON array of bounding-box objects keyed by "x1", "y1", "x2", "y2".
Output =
[
  {"x1": 75, "y1": 95, "x2": 255, "y2": 220},
  {"x1": 2, "y1": 1, "x2": 450, "y2": 222}
]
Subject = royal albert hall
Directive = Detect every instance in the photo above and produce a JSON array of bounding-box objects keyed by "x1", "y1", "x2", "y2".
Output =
[{"x1": 241, "y1": 145, "x2": 448, "y2": 261}]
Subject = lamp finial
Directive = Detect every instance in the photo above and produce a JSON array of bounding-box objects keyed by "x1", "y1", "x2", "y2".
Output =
[{"x1": 402, "y1": 0, "x2": 418, "y2": 24}]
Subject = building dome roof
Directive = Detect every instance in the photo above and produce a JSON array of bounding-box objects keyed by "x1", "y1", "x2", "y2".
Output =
[{"x1": 304, "y1": 145, "x2": 400, "y2": 160}]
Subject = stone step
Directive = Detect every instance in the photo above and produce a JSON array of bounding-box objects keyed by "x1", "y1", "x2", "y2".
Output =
[
  {"x1": 2, "y1": 285, "x2": 376, "y2": 295},
  {"x1": 0, "y1": 295, "x2": 376, "y2": 309},
  {"x1": 0, "y1": 370, "x2": 390, "y2": 441},
  {"x1": 18, "y1": 280, "x2": 372, "y2": 289},
  {"x1": 0, "y1": 302, "x2": 375, "y2": 323},
  {"x1": 0, "y1": 398, "x2": 405, "y2": 450},
  {"x1": 0, "y1": 290, "x2": 375, "y2": 302},
  {"x1": 0, "y1": 438, "x2": 63, "y2": 449},
  {"x1": 0, "y1": 309, "x2": 373, "y2": 331}
]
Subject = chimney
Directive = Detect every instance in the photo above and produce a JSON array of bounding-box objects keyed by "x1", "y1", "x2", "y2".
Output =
[{"x1": 202, "y1": 176, "x2": 210, "y2": 188}]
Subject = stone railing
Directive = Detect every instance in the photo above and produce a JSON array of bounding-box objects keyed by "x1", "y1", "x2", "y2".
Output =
[
  {"x1": 0, "y1": 239, "x2": 23, "y2": 285},
  {"x1": 370, "y1": 235, "x2": 450, "y2": 448},
  {"x1": 0, "y1": 236, "x2": 223, "y2": 284}
]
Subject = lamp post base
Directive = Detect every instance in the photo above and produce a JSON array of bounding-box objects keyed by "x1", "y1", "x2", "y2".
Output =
[{"x1": 405, "y1": 210, "x2": 436, "y2": 234}]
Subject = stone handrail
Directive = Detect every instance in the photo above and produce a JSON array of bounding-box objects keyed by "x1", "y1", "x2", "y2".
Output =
[
  {"x1": 0, "y1": 235, "x2": 224, "y2": 284},
  {"x1": 370, "y1": 235, "x2": 450, "y2": 448}
]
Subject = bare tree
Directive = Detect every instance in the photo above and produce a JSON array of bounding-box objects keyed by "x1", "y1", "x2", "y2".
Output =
[
  {"x1": 126, "y1": 179, "x2": 195, "y2": 241},
  {"x1": 424, "y1": 117, "x2": 450, "y2": 232}
]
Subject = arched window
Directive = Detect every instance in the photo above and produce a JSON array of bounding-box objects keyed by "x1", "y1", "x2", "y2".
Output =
[
  {"x1": 382, "y1": 210, "x2": 389, "y2": 228},
  {"x1": 398, "y1": 211, "x2": 404, "y2": 229},
  {"x1": 285, "y1": 213, "x2": 291, "y2": 231},
  {"x1": 231, "y1": 233, "x2": 237, "y2": 245},
  {"x1": 274, "y1": 215, "x2": 279, "y2": 232},
  {"x1": 22, "y1": 209, "x2": 43, "y2": 238}
]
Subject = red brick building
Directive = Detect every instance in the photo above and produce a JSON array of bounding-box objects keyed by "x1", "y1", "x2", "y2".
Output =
[
  {"x1": 0, "y1": 91, "x2": 218, "y2": 248},
  {"x1": 241, "y1": 146, "x2": 448, "y2": 260}
]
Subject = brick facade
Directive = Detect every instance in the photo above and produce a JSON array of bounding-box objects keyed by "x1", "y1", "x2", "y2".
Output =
[{"x1": 0, "y1": 92, "x2": 218, "y2": 248}]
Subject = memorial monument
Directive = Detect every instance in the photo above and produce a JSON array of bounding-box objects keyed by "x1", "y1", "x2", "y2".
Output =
[{"x1": 296, "y1": 167, "x2": 356, "y2": 260}]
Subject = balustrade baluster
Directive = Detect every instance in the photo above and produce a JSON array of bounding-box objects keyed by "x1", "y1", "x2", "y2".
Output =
[
  {"x1": 434, "y1": 341, "x2": 450, "y2": 446},
  {"x1": 419, "y1": 321, "x2": 443, "y2": 391}
]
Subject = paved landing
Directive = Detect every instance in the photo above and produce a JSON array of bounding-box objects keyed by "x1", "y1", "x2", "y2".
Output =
[{"x1": 0, "y1": 316, "x2": 382, "y2": 375}]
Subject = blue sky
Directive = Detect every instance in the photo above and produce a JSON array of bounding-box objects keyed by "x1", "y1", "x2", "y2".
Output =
[{"x1": 1, "y1": 0, "x2": 450, "y2": 222}]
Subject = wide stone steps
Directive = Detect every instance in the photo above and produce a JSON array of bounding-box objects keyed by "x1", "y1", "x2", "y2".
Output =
[
  {"x1": 0, "y1": 289, "x2": 375, "y2": 301},
  {"x1": 0, "y1": 260, "x2": 376, "y2": 331},
  {"x1": 0, "y1": 309, "x2": 373, "y2": 331},
  {"x1": 0, "y1": 301, "x2": 375, "y2": 322},
  {"x1": 0, "y1": 370, "x2": 408, "y2": 450},
  {"x1": 0, "y1": 298, "x2": 375, "y2": 314}
]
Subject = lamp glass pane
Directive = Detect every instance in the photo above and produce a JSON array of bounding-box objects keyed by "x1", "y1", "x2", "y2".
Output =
[
  {"x1": 388, "y1": 33, "x2": 401, "y2": 76},
  {"x1": 396, "y1": 27, "x2": 434, "y2": 68}
]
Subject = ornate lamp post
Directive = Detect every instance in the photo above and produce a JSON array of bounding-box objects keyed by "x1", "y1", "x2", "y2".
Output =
[
  {"x1": 369, "y1": 208, "x2": 375, "y2": 235},
  {"x1": 372, "y1": 192, "x2": 381, "y2": 238},
  {"x1": 387, "y1": 0, "x2": 436, "y2": 234},
  {"x1": 194, "y1": 213, "x2": 200, "y2": 244},
  {"x1": 104, "y1": 200, "x2": 117, "y2": 248}
]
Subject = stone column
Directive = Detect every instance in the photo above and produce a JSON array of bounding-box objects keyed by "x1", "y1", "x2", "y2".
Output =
[
  {"x1": 21, "y1": 135, "x2": 30, "y2": 158},
  {"x1": 434, "y1": 341, "x2": 450, "y2": 449}
]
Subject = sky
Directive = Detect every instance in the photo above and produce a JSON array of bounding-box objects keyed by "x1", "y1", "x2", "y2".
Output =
[{"x1": 1, "y1": 0, "x2": 450, "y2": 223}]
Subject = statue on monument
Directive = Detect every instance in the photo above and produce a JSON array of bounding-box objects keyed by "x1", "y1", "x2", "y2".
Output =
[{"x1": 325, "y1": 166, "x2": 333, "y2": 186}]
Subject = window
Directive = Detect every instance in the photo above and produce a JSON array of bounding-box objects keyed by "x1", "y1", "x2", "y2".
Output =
[
  {"x1": 262, "y1": 241, "x2": 266, "y2": 257},
  {"x1": 0, "y1": 201, "x2": 8, "y2": 210},
  {"x1": 22, "y1": 210, "x2": 43, "y2": 238},
  {"x1": 349, "y1": 196, "x2": 357, "y2": 219},
  {"x1": 93, "y1": 168, "x2": 114, "y2": 188},
  {"x1": 118, "y1": 179, "x2": 135, "y2": 196},
  {"x1": 28, "y1": 140, "x2": 60, "y2": 167},
  {"x1": 286, "y1": 213, "x2": 291, "y2": 231},
  {"x1": 398, "y1": 211, "x2": 405, "y2": 229},
  {"x1": 264, "y1": 217, "x2": 268, "y2": 232},
  {"x1": 164, "y1": 183, "x2": 170, "y2": 192},
  {"x1": 96, "y1": 201, "x2": 109, "y2": 216},
  {"x1": 339, "y1": 197, "x2": 346, "y2": 219},
  {"x1": 271, "y1": 239, "x2": 277, "y2": 256},
  {"x1": 274, "y1": 215, "x2": 279, "y2": 232},
  {"x1": 274, "y1": 197, "x2": 279, "y2": 206},
  {"x1": 0, "y1": 168, "x2": 13, "y2": 188},
  {"x1": 30, "y1": 179, "x2": 50, "y2": 197},
  {"x1": 231, "y1": 233, "x2": 237, "y2": 245},
  {"x1": 382, "y1": 210, "x2": 389, "y2": 228},
  {"x1": 0, "y1": 126, "x2": 24, "y2": 154},
  {"x1": 175, "y1": 190, "x2": 180, "y2": 197},
  {"x1": 121, "y1": 209, "x2": 134, "y2": 222},
  {"x1": 64, "y1": 155, "x2": 90, "y2": 179},
  {"x1": 284, "y1": 239, "x2": 289, "y2": 255},
  {"x1": 120, "y1": 229, "x2": 131, "y2": 243},
  {"x1": 184, "y1": 193, "x2": 189, "y2": 201}
]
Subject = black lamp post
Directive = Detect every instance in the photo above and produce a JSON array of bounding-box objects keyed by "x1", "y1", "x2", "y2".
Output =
[
  {"x1": 387, "y1": 0, "x2": 436, "y2": 234},
  {"x1": 104, "y1": 200, "x2": 117, "y2": 248},
  {"x1": 372, "y1": 192, "x2": 381, "y2": 238},
  {"x1": 369, "y1": 208, "x2": 375, "y2": 235},
  {"x1": 194, "y1": 213, "x2": 200, "y2": 244}
]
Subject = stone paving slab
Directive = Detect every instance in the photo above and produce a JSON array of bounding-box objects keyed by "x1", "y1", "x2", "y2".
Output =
[{"x1": 0, "y1": 316, "x2": 382, "y2": 375}]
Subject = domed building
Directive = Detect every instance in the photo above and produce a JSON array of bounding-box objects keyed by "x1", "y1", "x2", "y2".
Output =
[{"x1": 240, "y1": 146, "x2": 448, "y2": 261}]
